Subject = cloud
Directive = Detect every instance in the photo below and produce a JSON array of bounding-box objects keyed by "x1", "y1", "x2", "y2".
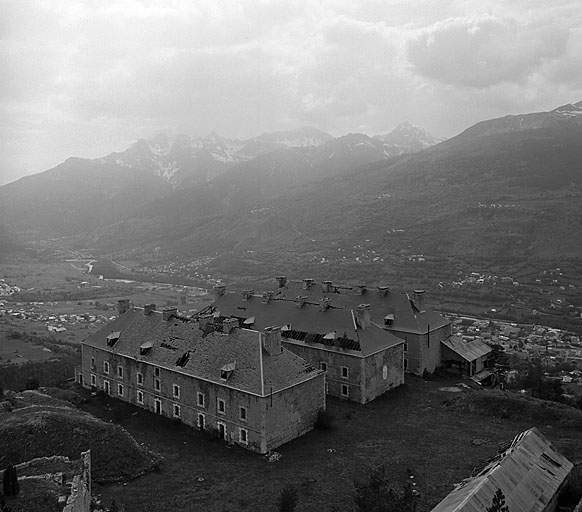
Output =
[{"x1": 407, "y1": 15, "x2": 570, "y2": 87}]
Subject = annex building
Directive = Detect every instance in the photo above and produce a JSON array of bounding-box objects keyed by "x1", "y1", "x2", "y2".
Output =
[
  {"x1": 79, "y1": 301, "x2": 326, "y2": 454},
  {"x1": 431, "y1": 427, "x2": 573, "y2": 512},
  {"x1": 214, "y1": 277, "x2": 453, "y2": 381}
]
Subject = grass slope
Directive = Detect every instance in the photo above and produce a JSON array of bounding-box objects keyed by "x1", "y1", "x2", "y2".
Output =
[{"x1": 0, "y1": 390, "x2": 159, "y2": 482}]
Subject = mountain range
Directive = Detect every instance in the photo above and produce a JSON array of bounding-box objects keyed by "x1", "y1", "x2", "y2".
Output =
[{"x1": 1, "y1": 102, "x2": 582, "y2": 281}]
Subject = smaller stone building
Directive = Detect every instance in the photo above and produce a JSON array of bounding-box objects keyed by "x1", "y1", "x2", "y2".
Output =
[
  {"x1": 80, "y1": 303, "x2": 325, "y2": 454},
  {"x1": 431, "y1": 427, "x2": 573, "y2": 512}
]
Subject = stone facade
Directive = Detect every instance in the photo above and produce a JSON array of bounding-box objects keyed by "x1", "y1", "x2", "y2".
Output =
[
  {"x1": 395, "y1": 323, "x2": 452, "y2": 376},
  {"x1": 81, "y1": 307, "x2": 326, "y2": 454}
]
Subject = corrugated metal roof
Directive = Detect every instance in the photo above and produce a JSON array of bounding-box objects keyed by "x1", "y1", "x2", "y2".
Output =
[
  {"x1": 431, "y1": 427, "x2": 573, "y2": 512},
  {"x1": 442, "y1": 335, "x2": 492, "y2": 362}
]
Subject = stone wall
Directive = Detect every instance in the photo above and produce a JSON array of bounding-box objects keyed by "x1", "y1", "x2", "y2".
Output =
[
  {"x1": 62, "y1": 450, "x2": 91, "y2": 512},
  {"x1": 360, "y1": 344, "x2": 405, "y2": 404}
]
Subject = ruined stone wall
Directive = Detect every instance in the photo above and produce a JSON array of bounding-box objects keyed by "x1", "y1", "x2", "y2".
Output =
[
  {"x1": 264, "y1": 373, "x2": 326, "y2": 452},
  {"x1": 62, "y1": 450, "x2": 91, "y2": 512}
]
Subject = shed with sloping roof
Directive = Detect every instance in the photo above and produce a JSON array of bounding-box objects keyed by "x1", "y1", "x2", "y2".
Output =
[{"x1": 441, "y1": 335, "x2": 492, "y2": 376}]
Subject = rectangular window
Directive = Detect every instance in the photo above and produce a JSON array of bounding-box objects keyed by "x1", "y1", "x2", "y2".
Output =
[
  {"x1": 173, "y1": 384, "x2": 180, "y2": 399},
  {"x1": 154, "y1": 367, "x2": 160, "y2": 377},
  {"x1": 404, "y1": 342, "x2": 408, "y2": 352},
  {"x1": 341, "y1": 384, "x2": 349, "y2": 397},
  {"x1": 117, "y1": 366, "x2": 123, "y2": 379},
  {"x1": 154, "y1": 378, "x2": 161, "y2": 392},
  {"x1": 239, "y1": 428, "x2": 248, "y2": 445},
  {"x1": 404, "y1": 358, "x2": 408, "y2": 370},
  {"x1": 197, "y1": 413, "x2": 205, "y2": 429},
  {"x1": 117, "y1": 384, "x2": 124, "y2": 397},
  {"x1": 319, "y1": 361, "x2": 327, "y2": 372},
  {"x1": 173, "y1": 404, "x2": 181, "y2": 418},
  {"x1": 90, "y1": 374, "x2": 96, "y2": 387},
  {"x1": 103, "y1": 361, "x2": 110, "y2": 375},
  {"x1": 197, "y1": 392, "x2": 205, "y2": 407},
  {"x1": 91, "y1": 357, "x2": 95, "y2": 369},
  {"x1": 103, "y1": 379, "x2": 110, "y2": 395},
  {"x1": 137, "y1": 372, "x2": 143, "y2": 386},
  {"x1": 341, "y1": 366, "x2": 349, "y2": 379},
  {"x1": 154, "y1": 398, "x2": 162, "y2": 415},
  {"x1": 240, "y1": 406, "x2": 247, "y2": 421},
  {"x1": 137, "y1": 390, "x2": 144, "y2": 404},
  {"x1": 217, "y1": 398, "x2": 225, "y2": 414}
]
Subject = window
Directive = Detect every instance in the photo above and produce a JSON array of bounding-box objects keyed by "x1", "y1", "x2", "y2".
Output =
[
  {"x1": 197, "y1": 392, "x2": 205, "y2": 407},
  {"x1": 197, "y1": 413, "x2": 205, "y2": 430},
  {"x1": 404, "y1": 358, "x2": 408, "y2": 370},
  {"x1": 217, "y1": 398, "x2": 225, "y2": 414},
  {"x1": 137, "y1": 372, "x2": 143, "y2": 386},
  {"x1": 90, "y1": 374, "x2": 96, "y2": 387},
  {"x1": 404, "y1": 342, "x2": 408, "y2": 353},
  {"x1": 154, "y1": 378, "x2": 161, "y2": 392},
  {"x1": 154, "y1": 367, "x2": 160, "y2": 377},
  {"x1": 117, "y1": 384, "x2": 124, "y2": 397},
  {"x1": 173, "y1": 384, "x2": 180, "y2": 399},
  {"x1": 154, "y1": 398, "x2": 162, "y2": 415},
  {"x1": 341, "y1": 384, "x2": 349, "y2": 398},
  {"x1": 117, "y1": 366, "x2": 123, "y2": 379},
  {"x1": 103, "y1": 361, "x2": 110, "y2": 375},
  {"x1": 239, "y1": 428, "x2": 248, "y2": 445},
  {"x1": 240, "y1": 406, "x2": 247, "y2": 421},
  {"x1": 217, "y1": 421, "x2": 227, "y2": 440},
  {"x1": 173, "y1": 404, "x2": 181, "y2": 418},
  {"x1": 91, "y1": 357, "x2": 95, "y2": 369},
  {"x1": 103, "y1": 380, "x2": 110, "y2": 395},
  {"x1": 341, "y1": 366, "x2": 349, "y2": 379},
  {"x1": 319, "y1": 362, "x2": 327, "y2": 372},
  {"x1": 137, "y1": 390, "x2": 144, "y2": 404}
]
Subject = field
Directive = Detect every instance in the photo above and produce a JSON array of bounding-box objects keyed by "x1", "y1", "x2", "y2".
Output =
[
  {"x1": 80, "y1": 375, "x2": 582, "y2": 512},
  {"x1": 0, "y1": 335, "x2": 53, "y2": 364}
]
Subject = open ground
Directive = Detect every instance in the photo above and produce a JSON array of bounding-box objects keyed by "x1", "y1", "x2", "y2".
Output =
[{"x1": 80, "y1": 375, "x2": 582, "y2": 512}]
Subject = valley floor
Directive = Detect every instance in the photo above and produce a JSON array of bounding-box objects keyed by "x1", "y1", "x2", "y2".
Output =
[{"x1": 81, "y1": 375, "x2": 582, "y2": 512}]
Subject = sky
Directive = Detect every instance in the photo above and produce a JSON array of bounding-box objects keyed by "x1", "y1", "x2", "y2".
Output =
[{"x1": 2, "y1": 0, "x2": 582, "y2": 185}]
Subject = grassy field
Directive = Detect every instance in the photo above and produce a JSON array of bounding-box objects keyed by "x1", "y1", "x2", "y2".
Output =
[
  {"x1": 79, "y1": 375, "x2": 582, "y2": 512},
  {"x1": 0, "y1": 335, "x2": 53, "y2": 364}
]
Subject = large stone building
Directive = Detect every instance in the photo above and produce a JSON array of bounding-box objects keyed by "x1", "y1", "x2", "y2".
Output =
[
  {"x1": 214, "y1": 277, "x2": 451, "y2": 379},
  {"x1": 80, "y1": 302, "x2": 326, "y2": 454},
  {"x1": 214, "y1": 279, "x2": 407, "y2": 403}
]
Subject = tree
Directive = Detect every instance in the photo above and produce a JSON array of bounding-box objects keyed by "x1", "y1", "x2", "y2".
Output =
[
  {"x1": 486, "y1": 489, "x2": 509, "y2": 512},
  {"x1": 2, "y1": 465, "x2": 19, "y2": 497},
  {"x1": 24, "y1": 377, "x2": 40, "y2": 391},
  {"x1": 353, "y1": 465, "x2": 417, "y2": 512},
  {"x1": 277, "y1": 485, "x2": 298, "y2": 512}
]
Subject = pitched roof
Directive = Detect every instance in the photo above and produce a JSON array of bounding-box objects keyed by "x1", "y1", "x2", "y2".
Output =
[
  {"x1": 253, "y1": 279, "x2": 450, "y2": 334},
  {"x1": 442, "y1": 336, "x2": 492, "y2": 362},
  {"x1": 82, "y1": 308, "x2": 321, "y2": 396},
  {"x1": 430, "y1": 427, "x2": 573, "y2": 512},
  {"x1": 214, "y1": 292, "x2": 404, "y2": 357}
]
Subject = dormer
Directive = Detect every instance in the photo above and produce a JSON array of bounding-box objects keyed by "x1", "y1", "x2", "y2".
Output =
[
  {"x1": 319, "y1": 297, "x2": 331, "y2": 312},
  {"x1": 220, "y1": 361, "x2": 236, "y2": 380},
  {"x1": 295, "y1": 296, "x2": 308, "y2": 308},
  {"x1": 175, "y1": 351, "x2": 190, "y2": 367},
  {"x1": 384, "y1": 313, "x2": 395, "y2": 326},
  {"x1": 106, "y1": 331, "x2": 121, "y2": 347},
  {"x1": 377, "y1": 286, "x2": 390, "y2": 297},
  {"x1": 139, "y1": 340, "x2": 153, "y2": 355}
]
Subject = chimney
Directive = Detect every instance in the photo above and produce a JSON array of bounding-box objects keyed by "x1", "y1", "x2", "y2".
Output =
[
  {"x1": 322, "y1": 280, "x2": 333, "y2": 293},
  {"x1": 262, "y1": 291, "x2": 274, "y2": 304},
  {"x1": 377, "y1": 286, "x2": 390, "y2": 298},
  {"x1": 355, "y1": 304, "x2": 371, "y2": 329},
  {"x1": 295, "y1": 295, "x2": 308, "y2": 308},
  {"x1": 163, "y1": 307, "x2": 177, "y2": 321},
  {"x1": 275, "y1": 276, "x2": 287, "y2": 288},
  {"x1": 222, "y1": 318, "x2": 238, "y2": 334},
  {"x1": 263, "y1": 326, "x2": 282, "y2": 356},
  {"x1": 413, "y1": 289, "x2": 426, "y2": 311},
  {"x1": 214, "y1": 285, "x2": 226, "y2": 301},
  {"x1": 357, "y1": 285, "x2": 367, "y2": 296},
  {"x1": 242, "y1": 289, "x2": 254, "y2": 301},
  {"x1": 319, "y1": 297, "x2": 331, "y2": 312},
  {"x1": 302, "y1": 278, "x2": 314, "y2": 290},
  {"x1": 117, "y1": 299, "x2": 130, "y2": 316},
  {"x1": 144, "y1": 304, "x2": 156, "y2": 316}
]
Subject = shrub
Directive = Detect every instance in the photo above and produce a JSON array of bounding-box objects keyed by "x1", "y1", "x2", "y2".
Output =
[
  {"x1": 277, "y1": 485, "x2": 298, "y2": 512},
  {"x1": 314, "y1": 410, "x2": 334, "y2": 430},
  {"x1": 2, "y1": 465, "x2": 19, "y2": 497}
]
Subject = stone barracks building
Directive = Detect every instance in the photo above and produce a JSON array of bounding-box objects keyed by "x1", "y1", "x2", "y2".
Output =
[{"x1": 79, "y1": 301, "x2": 326, "y2": 454}]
